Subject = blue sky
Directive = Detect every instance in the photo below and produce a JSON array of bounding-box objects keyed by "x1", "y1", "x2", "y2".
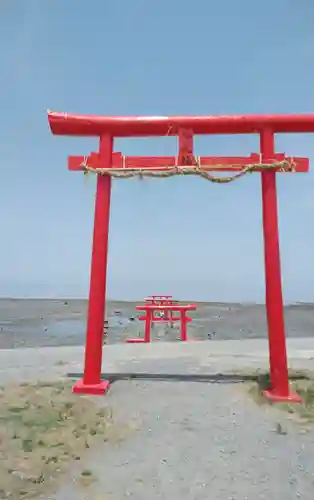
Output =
[{"x1": 1, "y1": 0, "x2": 313, "y2": 302}]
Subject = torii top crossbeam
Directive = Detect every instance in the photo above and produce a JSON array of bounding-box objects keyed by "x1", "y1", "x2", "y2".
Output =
[{"x1": 48, "y1": 111, "x2": 314, "y2": 137}]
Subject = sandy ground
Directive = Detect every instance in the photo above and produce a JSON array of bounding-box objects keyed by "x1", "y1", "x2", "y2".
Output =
[
  {"x1": 1, "y1": 299, "x2": 314, "y2": 349},
  {"x1": 1, "y1": 341, "x2": 314, "y2": 499}
]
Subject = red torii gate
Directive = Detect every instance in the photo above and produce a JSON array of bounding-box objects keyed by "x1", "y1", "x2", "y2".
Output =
[
  {"x1": 48, "y1": 111, "x2": 312, "y2": 402},
  {"x1": 144, "y1": 295, "x2": 174, "y2": 305},
  {"x1": 144, "y1": 295, "x2": 177, "y2": 323}
]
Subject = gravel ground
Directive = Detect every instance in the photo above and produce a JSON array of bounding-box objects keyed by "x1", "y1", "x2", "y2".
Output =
[
  {"x1": 52, "y1": 379, "x2": 314, "y2": 500},
  {"x1": 1, "y1": 342, "x2": 314, "y2": 499}
]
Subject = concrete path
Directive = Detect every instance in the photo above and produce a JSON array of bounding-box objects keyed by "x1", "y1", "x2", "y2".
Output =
[
  {"x1": 1, "y1": 338, "x2": 314, "y2": 384},
  {"x1": 1, "y1": 339, "x2": 314, "y2": 499}
]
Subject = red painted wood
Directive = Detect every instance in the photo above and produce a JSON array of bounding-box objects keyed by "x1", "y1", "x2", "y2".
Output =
[
  {"x1": 130, "y1": 304, "x2": 197, "y2": 343},
  {"x1": 49, "y1": 111, "x2": 310, "y2": 400},
  {"x1": 260, "y1": 129, "x2": 301, "y2": 403},
  {"x1": 136, "y1": 304, "x2": 196, "y2": 311},
  {"x1": 48, "y1": 111, "x2": 314, "y2": 137},
  {"x1": 72, "y1": 134, "x2": 113, "y2": 396},
  {"x1": 68, "y1": 153, "x2": 309, "y2": 172}
]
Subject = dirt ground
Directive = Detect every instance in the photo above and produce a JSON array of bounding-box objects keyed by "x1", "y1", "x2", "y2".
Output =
[
  {"x1": 0, "y1": 299, "x2": 313, "y2": 349},
  {"x1": 0, "y1": 380, "x2": 128, "y2": 500},
  {"x1": 248, "y1": 375, "x2": 314, "y2": 426}
]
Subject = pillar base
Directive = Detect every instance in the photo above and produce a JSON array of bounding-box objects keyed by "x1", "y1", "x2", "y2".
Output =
[
  {"x1": 263, "y1": 389, "x2": 302, "y2": 403},
  {"x1": 72, "y1": 379, "x2": 110, "y2": 396},
  {"x1": 125, "y1": 338, "x2": 148, "y2": 343}
]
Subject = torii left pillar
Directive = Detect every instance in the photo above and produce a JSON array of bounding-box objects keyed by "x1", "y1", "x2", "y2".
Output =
[{"x1": 73, "y1": 135, "x2": 112, "y2": 395}]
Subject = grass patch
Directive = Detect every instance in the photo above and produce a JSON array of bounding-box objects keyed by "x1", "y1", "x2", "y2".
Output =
[
  {"x1": 248, "y1": 371, "x2": 314, "y2": 425},
  {"x1": 0, "y1": 380, "x2": 114, "y2": 499}
]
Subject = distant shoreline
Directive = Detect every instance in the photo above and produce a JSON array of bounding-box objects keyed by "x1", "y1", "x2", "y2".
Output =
[{"x1": 0, "y1": 297, "x2": 313, "y2": 307}]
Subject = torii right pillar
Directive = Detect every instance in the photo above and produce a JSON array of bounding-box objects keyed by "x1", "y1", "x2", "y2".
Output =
[{"x1": 260, "y1": 129, "x2": 301, "y2": 402}]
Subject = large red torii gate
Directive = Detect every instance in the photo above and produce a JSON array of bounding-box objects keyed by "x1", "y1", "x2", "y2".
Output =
[{"x1": 48, "y1": 111, "x2": 312, "y2": 402}]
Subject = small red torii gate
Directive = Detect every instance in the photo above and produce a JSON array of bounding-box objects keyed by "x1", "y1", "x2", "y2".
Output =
[
  {"x1": 143, "y1": 295, "x2": 178, "y2": 324},
  {"x1": 134, "y1": 304, "x2": 196, "y2": 343},
  {"x1": 48, "y1": 111, "x2": 312, "y2": 402}
]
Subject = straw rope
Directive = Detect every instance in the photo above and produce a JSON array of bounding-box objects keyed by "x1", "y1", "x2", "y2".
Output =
[{"x1": 81, "y1": 157, "x2": 295, "y2": 184}]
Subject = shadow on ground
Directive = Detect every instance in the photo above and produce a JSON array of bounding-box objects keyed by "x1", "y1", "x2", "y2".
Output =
[{"x1": 67, "y1": 371, "x2": 309, "y2": 385}]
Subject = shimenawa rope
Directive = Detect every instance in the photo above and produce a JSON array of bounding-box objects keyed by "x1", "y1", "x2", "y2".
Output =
[{"x1": 81, "y1": 157, "x2": 295, "y2": 184}]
